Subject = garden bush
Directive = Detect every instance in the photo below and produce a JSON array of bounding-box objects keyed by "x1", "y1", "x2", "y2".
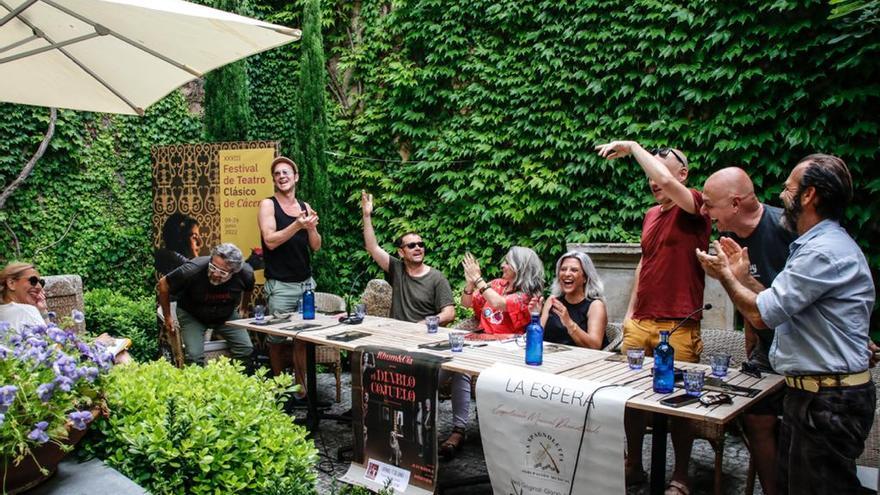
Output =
[
  {"x1": 83, "y1": 289, "x2": 157, "y2": 362},
  {"x1": 84, "y1": 359, "x2": 317, "y2": 494}
]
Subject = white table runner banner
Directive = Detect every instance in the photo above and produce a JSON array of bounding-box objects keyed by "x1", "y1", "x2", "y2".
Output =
[{"x1": 476, "y1": 363, "x2": 640, "y2": 495}]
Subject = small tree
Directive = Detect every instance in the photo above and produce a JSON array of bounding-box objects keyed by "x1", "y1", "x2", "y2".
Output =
[
  {"x1": 294, "y1": 0, "x2": 331, "y2": 217},
  {"x1": 203, "y1": 0, "x2": 254, "y2": 142}
]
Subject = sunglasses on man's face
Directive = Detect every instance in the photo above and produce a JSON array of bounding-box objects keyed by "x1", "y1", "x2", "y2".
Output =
[
  {"x1": 208, "y1": 262, "x2": 232, "y2": 278},
  {"x1": 22, "y1": 276, "x2": 46, "y2": 288},
  {"x1": 402, "y1": 242, "x2": 426, "y2": 250},
  {"x1": 649, "y1": 147, "x2": 687, "y2": 167}
]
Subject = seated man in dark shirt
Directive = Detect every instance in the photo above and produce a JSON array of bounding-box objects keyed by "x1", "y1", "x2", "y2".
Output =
[{"x1": 158, "y1": 243, "x2": 254, "y2": 366}]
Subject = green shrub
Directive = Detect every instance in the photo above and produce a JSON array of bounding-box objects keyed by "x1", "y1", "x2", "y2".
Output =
[
  {"x1": 84, "y1": 359, "x2": 317, "y2": 494},
  {"x1": 83, "y1": 288, "x2": 157, "y2": 362}
]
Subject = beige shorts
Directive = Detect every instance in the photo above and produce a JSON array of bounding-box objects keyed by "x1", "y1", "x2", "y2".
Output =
[{"x1": 621, "y1": 317, "x2": 703, "y2": 363}]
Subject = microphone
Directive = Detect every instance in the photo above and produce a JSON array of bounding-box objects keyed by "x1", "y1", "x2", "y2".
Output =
[
  {"x1": 668, "y1": 304, "x2": 712, "y2": 336},
  {"x1": 339, "y1": 266, "x2": 370, "y2": 324}
]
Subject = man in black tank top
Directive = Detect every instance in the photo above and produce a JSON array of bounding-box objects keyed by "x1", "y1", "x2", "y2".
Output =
[
  {"x1": 701, "y1": 167, "x2": 794, "y2": 495},
  {"x1": 258, "y1": 157, "x2": 322, "y2": 402}
]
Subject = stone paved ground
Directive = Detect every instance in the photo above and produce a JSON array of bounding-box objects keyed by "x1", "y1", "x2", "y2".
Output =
[{"x1": 304, "y1": 372, "x2": 765, "y2": 495}]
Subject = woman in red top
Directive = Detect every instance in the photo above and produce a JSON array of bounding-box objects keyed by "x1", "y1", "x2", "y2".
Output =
[
  {"x1": 461, "y1": 246, "x2": 544, "y2": 334},
  {"x1": 440, "y1": 246, "x2": 544, "y2": 459}
]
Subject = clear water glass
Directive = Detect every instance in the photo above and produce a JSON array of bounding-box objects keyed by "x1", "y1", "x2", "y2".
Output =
[
  {"x1": 253, "y1": 305, "x2": 265, "y2": 321},
  {"x1": 355, "y1": 303, "x2": 367, "y2": 319},
  {"x1": 426, "y1": 315, "x2": 440, "y2": 334},
  {"x1": 684, "y1": 369, "x2": 705, "y2": 396},
  {"x1": 449, "y1": 333, "x2": 465, "y2": 352},
  {"x1": 710, "y1": 354, "x2": 731, "y2": 377},
  {"x1": 626, "y1": 347, "x2": 645, "y2": 370}
]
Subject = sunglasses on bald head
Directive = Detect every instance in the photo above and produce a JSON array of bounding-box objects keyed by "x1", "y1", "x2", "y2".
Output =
[
  {"x1": 19, "y1": 276, "x2": 46, "y2": 288},
  {"x1": 649, "y1": 147, "x2": 687, "y2": 167}
]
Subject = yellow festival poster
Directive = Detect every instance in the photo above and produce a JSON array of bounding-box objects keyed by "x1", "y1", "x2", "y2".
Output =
[{"x1": 219, "y1": 148, "x2": 275, "y2": 284}]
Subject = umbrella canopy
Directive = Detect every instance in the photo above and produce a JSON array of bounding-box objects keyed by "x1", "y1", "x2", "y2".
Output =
[{"x1": 0, "y1": 0, "x2": 300, "y2": 115}]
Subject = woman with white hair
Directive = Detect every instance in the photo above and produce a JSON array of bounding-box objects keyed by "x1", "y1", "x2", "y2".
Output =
[
  {"x1": 439, "y1": 246, "x2": 544, "y2": 459},
  {"x1": 540, "y1": 251, "x2": 608, "y2": 349}
]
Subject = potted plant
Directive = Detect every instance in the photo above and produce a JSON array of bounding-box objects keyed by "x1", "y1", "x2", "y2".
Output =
[{"x1": 0, "y1": 312, "x2": 114, "y2": 494}]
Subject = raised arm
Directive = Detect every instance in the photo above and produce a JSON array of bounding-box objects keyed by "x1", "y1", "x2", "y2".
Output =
[
  {"x1": 361, "y1": 190, "x2": 390, "y2": 271},
  {"x1": 596, "y1": 140, "x2": 698, "y2": 214}
]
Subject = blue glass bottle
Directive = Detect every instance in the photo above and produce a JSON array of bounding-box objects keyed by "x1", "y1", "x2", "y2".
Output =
[
  {"x1": 653, "y1": 330, "x2": 675, "y2": 393},
  {"x1": 302, "y1": 283, "x2": 316, "y2": 320},
  {"x1": 525, "y1": 313, "x2": 543, "y2": 366}
]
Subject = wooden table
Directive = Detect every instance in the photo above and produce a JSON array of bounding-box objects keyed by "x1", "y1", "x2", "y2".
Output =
[
  {"x1": 229, "y1": 314, "x2": 783, "y2": 494},
  {"x1": 562, "y1": 357, "x2": 784, "y2": 494}
]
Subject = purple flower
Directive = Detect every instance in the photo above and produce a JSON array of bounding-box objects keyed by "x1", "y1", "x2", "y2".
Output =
[
  {"x1": 77, "y1": 366, "x2": 100, "y2": 382},
  {"x1": 36, "y1": 382, "x2": 55, "y2": 402},
  {"x1": 53, "y1": 353, "x2": 78, "y2": 378},
  {"x1": 0, "y1": 385, "x2": 17, "y2": 412},
  {"x1": 53, "y1": 375, "x2": 74, "y2": 393},
  {"x1": 0, "y1": 412, "x2": 5, "y2": 426},
  {"x1": 26, "y1": 336, "x2": 48, "y2": 348},
  {"x1": 68, "y1": 410, "x2": 93, "y2": 431},
  {"x1": 0, "y1": 344, "x2": 10, "y2": 358},
  {"x1": 27, "y1": 421, "x2": 50, "y2": 444},
  {"x1": 71, "y1": 310, "x2": 85, "y2": 324},
  {"x1": 47, "y1": 326, "x2": 68, "y2": 344}
]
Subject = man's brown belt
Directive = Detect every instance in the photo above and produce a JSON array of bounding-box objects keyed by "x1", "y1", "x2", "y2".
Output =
[{"x1": 785, "y1": 370, "x2": 871, "y2": 393}]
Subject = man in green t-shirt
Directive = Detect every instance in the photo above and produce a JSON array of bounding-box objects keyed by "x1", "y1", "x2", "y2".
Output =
[{"x1": 361, "y1": 191, "x2": 455, "y2": 324}]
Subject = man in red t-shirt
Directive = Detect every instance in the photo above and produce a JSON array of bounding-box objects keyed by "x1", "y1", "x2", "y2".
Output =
[{"x1": 596, "y1": 140, "x2": 711, "y2": 495}]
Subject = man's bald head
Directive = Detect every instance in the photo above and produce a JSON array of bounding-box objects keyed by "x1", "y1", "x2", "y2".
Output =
[
  {"x1": 700, "y1": 167, "x2": 762, "y2": 236},
  {"x1": 704, "y1": 167, "x2": 754, "y2": 199}
]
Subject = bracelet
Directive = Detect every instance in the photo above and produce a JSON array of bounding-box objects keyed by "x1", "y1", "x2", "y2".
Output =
[
  {"x1": 463, "y1": 287, "x2": 474, "y2": 295},
  {"x1": 478, "y1": 284, "x2": 491, "y2": 295}
]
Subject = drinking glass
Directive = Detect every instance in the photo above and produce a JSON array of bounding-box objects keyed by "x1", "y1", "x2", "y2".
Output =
[
  {"x1": 355, "y1": 303, "x2": 367, "y2": 319},
  {"x1": 253, "y1": 305, "x2": 265, "y2": 321},
  {"x1": 425, "y1": 315, "x2": 440, "y2": 334},
  {"x1": 449, "y1": 333, "x2": 465, "y2": 352},
  {"x1": 626, "y1": 347, "x2": 645, "y2": 370},
  {"x1": 710, "y1": 354, "x2": 731, "y2": 377},
  {"x1": 684, "y1": 369, "x2": 705, "y2": 397}
]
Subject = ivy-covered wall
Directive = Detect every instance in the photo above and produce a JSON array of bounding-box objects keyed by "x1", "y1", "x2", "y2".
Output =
[
  {"x1": 0, "y1": 93, "x2": 202, "y2": 297},
  {"x1": 1, "y1": 0, "x2": 878, "y2": 327}
]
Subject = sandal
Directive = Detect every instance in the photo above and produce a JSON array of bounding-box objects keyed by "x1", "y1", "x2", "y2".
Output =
[
  {"x1": 665, "y1": 479, "x2": 690, "y2": 495},
  {"x1": 439, "y1": 427, "x2": 466, "y2": 460}
]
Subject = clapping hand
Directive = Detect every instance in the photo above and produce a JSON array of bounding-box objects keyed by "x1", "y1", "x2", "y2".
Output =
[
  {"x1": 549, "y1": 296, "x2": 573, "y2": 327},
  {"x1": 719, "y1": 237, "x2": 751, "y2": 283},
  {"x1": 298, "y1": 207, "x2": 319, "y2": 231},
  {"x1": 462, "y1": 252, "x2": 483, "y2": 284},
  {"x1": 696, "y1": 240, "x2": 733, "y2": 280}
]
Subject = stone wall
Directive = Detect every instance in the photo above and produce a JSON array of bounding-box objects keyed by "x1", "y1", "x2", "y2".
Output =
[
  {"x1": 567, "y1": 243, "x2": 735, "y2": 330},
  {"x1": 44, "y1": 274, "x2": 85, "y2": 332}
]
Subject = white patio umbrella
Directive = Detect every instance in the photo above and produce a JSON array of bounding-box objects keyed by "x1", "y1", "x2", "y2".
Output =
[{"x1": 0, "y1": 0, "x2": 300, "y2": 115}]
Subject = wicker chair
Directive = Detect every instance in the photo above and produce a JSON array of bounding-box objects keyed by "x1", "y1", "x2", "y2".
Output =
[
  {"x1": 361, "y1": 279, "x2": 392, "y2": 317},
  {"x1": 693, "y1": 327, "x2": 747, "y2": 495},
  {"x1": 603, "y1": 322, "x2": 623, "y2": 352},
  {"x1": 314, "y1": 292, "x2": 346, "y2": 402}
]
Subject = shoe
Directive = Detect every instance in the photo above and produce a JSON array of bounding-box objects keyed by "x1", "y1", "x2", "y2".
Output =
[
  {"x1": 439, "y1": 427, "x2": 466, "y2": 460},
  {"x1": 665, "y1": 480, "x2": 690, "y2": 495}
]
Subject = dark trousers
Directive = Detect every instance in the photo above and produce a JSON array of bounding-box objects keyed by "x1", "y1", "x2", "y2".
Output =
[{"x1": 778, "y1": 382, "x2": 875, "y2": 495}]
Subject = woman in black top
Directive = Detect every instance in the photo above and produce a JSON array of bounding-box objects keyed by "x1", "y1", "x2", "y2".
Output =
[{"x1": 540, "y1": 251, "x2": 608, "y2": 349}]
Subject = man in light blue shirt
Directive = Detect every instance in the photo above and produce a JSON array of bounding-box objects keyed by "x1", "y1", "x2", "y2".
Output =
[{"x1": 697, "y1": 154, "x2": 875, "y2": 495}]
